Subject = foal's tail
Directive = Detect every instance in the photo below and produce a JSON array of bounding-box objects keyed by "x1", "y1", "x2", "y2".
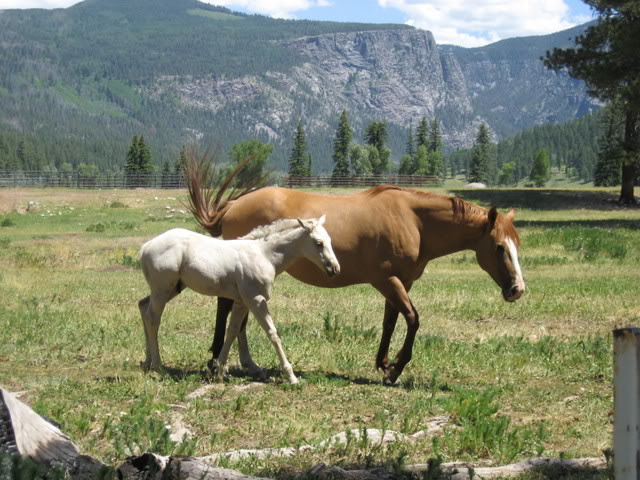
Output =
[{"x1": 184, "y1": 147, "x2": 269, "y2": 237}]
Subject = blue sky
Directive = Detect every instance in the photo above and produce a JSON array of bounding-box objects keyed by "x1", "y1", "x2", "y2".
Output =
[{"x1": 0, "y1": 0, "x2": 595, "y2": 47}]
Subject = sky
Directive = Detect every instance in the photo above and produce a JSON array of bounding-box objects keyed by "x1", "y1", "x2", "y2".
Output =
[{"x1": 0, "y1": 0, "x2": 595, "y2": 47}]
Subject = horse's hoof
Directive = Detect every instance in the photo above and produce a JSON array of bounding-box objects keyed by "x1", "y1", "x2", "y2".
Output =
[
  {"x1": 248, "y1": 367, "x2": 267, "y2": 380},
  {"x1": 382, "y1": 366, "x2": 400, "y2": 386},
  {"x1": 208, "y1": 358, "x2": 220, "y2": 375}
]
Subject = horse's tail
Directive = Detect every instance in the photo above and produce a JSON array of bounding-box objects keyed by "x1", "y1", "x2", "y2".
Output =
[{"x1": 184, "y1": 147, "x2": 269, "y2": 237}]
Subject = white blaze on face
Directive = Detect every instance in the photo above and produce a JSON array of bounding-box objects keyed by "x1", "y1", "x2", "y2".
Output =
[{"x1": 506, "y1": 236, "x2": 525, "y2": 291}]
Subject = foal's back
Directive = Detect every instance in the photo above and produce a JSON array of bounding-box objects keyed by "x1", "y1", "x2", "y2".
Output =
[{"x1": 141, "y1": 228, "x2": 249, "y2": 299}]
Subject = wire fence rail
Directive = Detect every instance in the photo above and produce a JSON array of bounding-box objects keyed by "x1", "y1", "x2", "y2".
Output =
[{"x1": 0, "y1": 170, "x2": 440, "y2": 189}]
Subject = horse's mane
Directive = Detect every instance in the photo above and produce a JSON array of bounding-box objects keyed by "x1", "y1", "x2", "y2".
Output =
[
  {"x1": 363, "y1": 186, "x2": 520, "y2": 246},
  {"x1": 239, "y1": 218, "x2": 302, "y2": 241}
]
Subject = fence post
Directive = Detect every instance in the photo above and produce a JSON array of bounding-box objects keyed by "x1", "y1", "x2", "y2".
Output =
[{"x1": 614, "y1": 327, "x2": 640, "y2": 480}]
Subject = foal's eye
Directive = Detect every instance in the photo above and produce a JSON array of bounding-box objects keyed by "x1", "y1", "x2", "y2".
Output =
[{"x1": 316, "y1": 240, "x2": 323, "y2": 247}]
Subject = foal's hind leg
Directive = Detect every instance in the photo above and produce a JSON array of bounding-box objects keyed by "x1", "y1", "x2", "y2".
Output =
[{"x1": 139, "y1": 289, "x2": 179, "y2": 371}]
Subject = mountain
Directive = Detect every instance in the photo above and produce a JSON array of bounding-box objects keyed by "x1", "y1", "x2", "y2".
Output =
[{"x1": 0, "y1": 0, "x2": 598, "y2": 173}]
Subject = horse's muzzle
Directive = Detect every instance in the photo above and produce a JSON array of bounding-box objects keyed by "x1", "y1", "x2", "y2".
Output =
[
  {"x1": 326, "y1": 264, "x2": 340, "y2": 277},
  {"x1": 503, "y1": 284, "x2": 524, "y2": 302}
]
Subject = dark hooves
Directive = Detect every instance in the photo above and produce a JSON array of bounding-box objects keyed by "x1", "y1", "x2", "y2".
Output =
[
  {"x1": 382, "y1": 365, "x2": 401, "y2": 386},
  {"x1": 207, "y1": 358, "x2": 220, "y2": 375}
]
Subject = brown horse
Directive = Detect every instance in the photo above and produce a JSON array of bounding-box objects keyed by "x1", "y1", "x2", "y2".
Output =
[{"x1": 187, "y1": 168, "x2": 525, "y2": 384}]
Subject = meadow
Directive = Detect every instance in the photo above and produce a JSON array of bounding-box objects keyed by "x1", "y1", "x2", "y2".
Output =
[{"x1": 0, "y1": 186, "x2": 639, "y2": 478}]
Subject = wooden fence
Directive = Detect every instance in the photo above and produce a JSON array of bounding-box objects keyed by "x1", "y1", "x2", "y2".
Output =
[
  {"x1": 283, "y1": 175, "x2": 439, "y2": 188},
  {"x1": 0, "y1": 170, "x2": 440, "y2": 189}
]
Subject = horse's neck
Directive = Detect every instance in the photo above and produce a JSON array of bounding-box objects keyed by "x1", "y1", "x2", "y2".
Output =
[
  {"x1": 260, "y1": 228, "x2": 306, "y2": 275},
  {"x1": 415, "y1": 195, "x2": 485, "y2": 258}
]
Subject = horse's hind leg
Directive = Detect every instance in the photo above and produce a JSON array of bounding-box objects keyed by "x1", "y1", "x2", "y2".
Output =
[
  {"x1": 376, "y1": 301, "x2": 399, "y2": 372},
  {"x1": 373, "y1": 278, "x2": 418, "y2": 385},
  {"x1": 237, "y1": 321, "x2": 264, "y2": 378},
  {"x1": 214, "y1": 302, "x2": 249, "y2": 382},
  {"x1": 246, "y1": 295, "x2": 297, "y2": 384},
  {"x1": 209, "y1": 298, "x2": 261, "y2": 378}
]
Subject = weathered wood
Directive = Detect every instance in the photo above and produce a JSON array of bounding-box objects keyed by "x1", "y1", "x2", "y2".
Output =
[{"x1": 0, "y1": 387, "x2": 265, "y2": 480}]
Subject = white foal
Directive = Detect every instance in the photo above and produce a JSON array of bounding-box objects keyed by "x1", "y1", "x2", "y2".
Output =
[{"x1": 138, "y1": 216, "x2": 339, "y2": 384}]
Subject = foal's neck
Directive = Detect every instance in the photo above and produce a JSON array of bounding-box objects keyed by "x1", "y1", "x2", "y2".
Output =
[{"x1": 262, "y1": 228, "x2": 308, "y2": 275}]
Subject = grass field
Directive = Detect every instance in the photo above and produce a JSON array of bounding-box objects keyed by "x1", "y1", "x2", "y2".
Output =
[{"x1": 0, "y1": 186, "x2": 639, "y2": 478}]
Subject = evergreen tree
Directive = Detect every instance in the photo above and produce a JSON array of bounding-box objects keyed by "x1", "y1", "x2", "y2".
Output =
[
  {"x1": 175, "y1": 145, "x2": 187, "y2": 174},
  {"x1": 405, "y1": 125, "x2": 415, "y2": 160},
  {"x1": 428, "y1": 119, "x2": 445, "y2": 178},
  {"x1": 289, "y1": 122, "x2": 310, "y2": 177},
  {"x1": 398, "y1": 154, "x2": 413, "y2": 175},
  {"x1": 416, "y1": 116, "x2": 428, "y2": 148},
  {"x1": 161, "y1": 160, "x2": 172, "y2": 188},
  {"x1": 332, "y1": 110, "x2": 352, "y2": 177},
  {"x1": 136, "y1": 136, "x2": 154, "y2": 174},
  {"x1": 365, "y1": 121, "x2": 390, "y2": 174},
  {"x1": 469, "y1": 124, "x2": 491, "y2": 184},
  {"x1": 544, "y1": 1, "x2": 640, "y2": 203},
  {"x1": 594, "y1": 106, "x2": 624, "y2": 186},
  {"x1": 125, "y1": 135, "x2": 140, "y2": 174},
  {"x1": 529, "y1": 149, "x2": 551, "y2": 187}
]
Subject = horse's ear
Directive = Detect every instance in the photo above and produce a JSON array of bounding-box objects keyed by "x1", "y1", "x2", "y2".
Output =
[
  {"x1": 318, "y1": 215, "x2": 326, "y2": 226},
  {"x1": 297, "y1": 218, "x2": 310, "y2": 231},
  {"x1": 487, "y1": 206, "x2": 498, "y2": 230},
  {"x1": 506, "y1": 208, "x2": 516, "y2": 221}
]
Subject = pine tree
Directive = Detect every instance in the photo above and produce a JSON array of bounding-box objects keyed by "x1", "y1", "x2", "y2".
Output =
[
  {"x1": 332, "y1": 110, "x2": 352, "y2": 177},
  {"x1": 405, "y1": 125, "x2": 415, "y2": 160},
  {"x1": 365, "y1": 121, "x2": 390, "y2": 174},
  {"x1": 544, "y1": 1, "x2": 640, "y2": 203},
  {"x1": 136, "y1": 136, "x2": 153, "y2": 174},
  {"x1": 594, "y1": 106, "x2": 624, "y2": 186},
  {"x1": 469, "y1": 124, "x2": 491, "y2": 184},
  {"x1": 428, "y1": 119, "x2": 445, "y2": 178},
  {"x1": 289, "y1": 122, "x2": 310, "y2": 177},
  {"x1": 416, "y1": 116, "x2": 428, "y2": 149},
  {"x1": 175, "y1": 145, "x2": 187, "y2": 174}
]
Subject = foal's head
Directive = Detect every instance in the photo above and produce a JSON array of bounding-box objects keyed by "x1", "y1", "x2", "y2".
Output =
[
  {"x1": 474, "y1": 207, "x2": 525, "y2": 302},
  {"x1": 297, "y1": 215, "x2": 341, "y2": 278}
]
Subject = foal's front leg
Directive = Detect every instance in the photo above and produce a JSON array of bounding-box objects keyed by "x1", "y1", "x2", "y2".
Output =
[{"x1": 246, "y1": 295, "x2": 298, "y2": 384}]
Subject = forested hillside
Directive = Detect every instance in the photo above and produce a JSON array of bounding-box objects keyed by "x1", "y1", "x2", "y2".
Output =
[{"x1": 0, "y1": 0, "x2": 598, "y2": 174}]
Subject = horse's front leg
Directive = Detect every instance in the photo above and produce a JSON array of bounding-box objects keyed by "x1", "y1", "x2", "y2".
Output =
[
  {"x1": 246, "y1": 295, "x2": 298, "y2": 384},
  {"x1": 214, "y1": 302, "x2": 249, "y2": 382},
  {"x1": 373, "y1": 278, "x2": 418, "y2": 385}
]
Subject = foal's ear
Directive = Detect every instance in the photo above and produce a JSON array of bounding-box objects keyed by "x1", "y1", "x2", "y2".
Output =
[
  {"x1": 317, "y1": 214, "x2": 326, "y2": 226},
  {"x1": 297, "y1": 218, "x2": 311, "y2": 231},
  {"x1": 487, "y1": 206, "x2": 498, "y2": 230},
  {"x1": 505, "y1": 208, "x2": 516, "y2": 221}
]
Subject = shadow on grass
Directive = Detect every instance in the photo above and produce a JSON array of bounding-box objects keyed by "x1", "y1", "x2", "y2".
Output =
[{"x1": 448, "y1": 188, "x2": 636, "y2": 211}]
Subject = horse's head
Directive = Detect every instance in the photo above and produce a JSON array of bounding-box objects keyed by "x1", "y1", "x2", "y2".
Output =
[
  {"x1": 297, "y1": 215, "x2": 341, "y2": 278},
  {"x1": 474, "y1": 207, "x2": 525, "y2": 302}
]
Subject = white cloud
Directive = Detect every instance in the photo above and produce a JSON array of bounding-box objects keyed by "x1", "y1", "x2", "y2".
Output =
[
  {"x1": 200, "y1": 0, "x2": 333, "y2": 19},
  {"x1": 0, "y1": 0, "x2": 78, "y2": 8},
  {"x1": 378, "y1": 0, "x2": 579, "y2": 47}
]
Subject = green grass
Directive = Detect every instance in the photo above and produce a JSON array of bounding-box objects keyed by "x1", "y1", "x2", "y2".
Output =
[{"x1": 0, "y1": 187, "x2": 636, "y2": 478}]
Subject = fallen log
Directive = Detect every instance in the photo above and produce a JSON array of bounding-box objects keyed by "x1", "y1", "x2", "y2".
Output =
[
  {"x1": 0, "y1": 387, "x2": 266, "y2": 480},
  {"x1": 0, "y1": 386, "x2": 608, "y2": 480}
]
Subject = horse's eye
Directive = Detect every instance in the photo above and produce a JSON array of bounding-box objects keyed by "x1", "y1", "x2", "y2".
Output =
[{"x1": 497, "y1": 245, "x2": 505, "y2": 254}]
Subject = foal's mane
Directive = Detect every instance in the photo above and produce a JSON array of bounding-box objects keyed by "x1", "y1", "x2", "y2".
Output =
[
  {"x1": 364, "y1": 186, "x2": 520, "y2": 245},
  {"x1": 239, "y1": 218, "x2": 303, "y2": 241}
]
